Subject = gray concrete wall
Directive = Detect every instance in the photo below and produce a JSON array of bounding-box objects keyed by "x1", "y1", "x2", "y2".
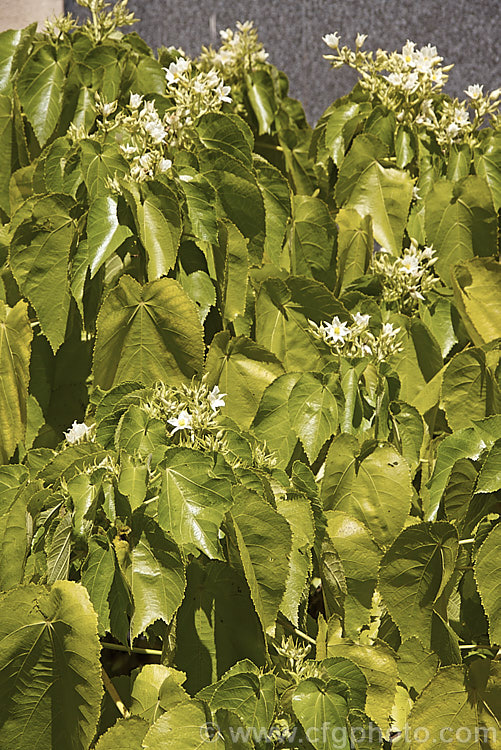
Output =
[
  {"x1": 66, "y1": 0, "x2": 501, "y2": 125},
  {"x1": 0, "y1": 0, "x2": 63, "y2": 32}
]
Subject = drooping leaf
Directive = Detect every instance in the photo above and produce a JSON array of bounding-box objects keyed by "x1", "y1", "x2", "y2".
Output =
[
  {"x1": 0, "y1": 581, "x2": 103, "y2": 750},
  {"x1": 289, "y1": 195, "x2": 336, "y2": 280},
  {"x1": 0, "y1": 467, "x2": 29, "y2": 590},
  {"x1": 16, "y1": 43, "x2": 66, "y2": 146},
  {"x1": 130, "y1": 515, "x2": 186, "y2": 639},
  {"x1": 93, "y1": 275, "x2": 204, "y2": 389},
  {"x1": 86, "y1": 195, "x2": 132, "y2": 278},
  {"x1": 474, "y1": 523, "x2": 501, "y2": 646},
  {"x1": 378, "y1": 522, "x2": 458, "y2": 645},
  {"x1": 157, "y1": 448, "x2": 233, "y2": 560},
  {"x1": 408, "y1": 662, "x2": 501, "y2": 749},
  {"x1": 251, "y1": 372, "x2": 301, "y2": 469},
  {"x1": 0, "y1": 94, "x2": 12, "y2": 214},
  {"x1": 81, "y1": 535, "x2": 116, "y2": 636},
  {"x1": 474, "y1": 132, "x2": 501, "y2": 210},
  {"x1": 94, "y1": 717, "x2": 149, "y2": 749},
  {"x1": 335, "y1": 208, "x2": 372, "y2": 294},
  {"x1": 10, "y1": 194, "x2": 77, "y2": 352},
  {"x1": 425, "y1": 176, "x2": 497, "y2": 284},
  {"x1": 46, "y1": 513, "x2": 73, "y2": 584},
  {"x1": 254, "y1": 155, "x2": 290, "y2": 265},
  {"x1": 396, "y1": 637, "x2": 439, "y2": 696},
  {"x1": 292, "y1": 679, "x2": 350, "y2": 750},
  {"x1": 321, "y1": 436, "x2": 412, "y2": 547},
  {"x1": 452, "y1": 257, "x2": 501, "y2": 346},
  {"x1": 130, "y1": 664, "x2": 186, "y2": 723},
  {"x1": 229, "y1": 486, "x2": 292, "y2": 635},
  {"x1": 142, "y1": 697, "x2": 222, "y2": 749},
  {"x1": 246, "y1": 69, "x2": 277, "y2": 135},
  {"x1": 441, "y1": 348, "x2": 499, "y2": 431},
  {"x1": 326, "y1": 511, "x2": 382, "y2": 638},
  {"x1": 288, "y1": 372, "x2": 339, "y2": 463},
  {"x1": 0, "y1": 300, "x2": 32, "y2": 463},
  {"x1": 277, "y1": 493, "x2": 315, "y2": 625},
  {"x1": 205, "y1": 331, "x2": 284, "y2": 430},
  {"x1": 137, "y1": 181, "x2": 182, "y2": 280},
  {"x1": 196, "y1": 112, "x2": 253, "y2": 168}
]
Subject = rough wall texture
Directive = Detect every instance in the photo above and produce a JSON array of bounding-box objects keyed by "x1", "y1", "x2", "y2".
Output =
[
  {"x1": 0, "y1": 0, "x2": 63, "y2": 32},
  {"x1": 65, "y1": 0, "x2": 501, "y2": 125}
]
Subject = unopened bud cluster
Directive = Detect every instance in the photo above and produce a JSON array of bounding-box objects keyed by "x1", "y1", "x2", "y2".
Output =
[
  {"x1": 323, "y1": 34, "x2": 501, "y2": 147},
  {"x1": 371, "y1": 240, "x2": 439, "y2": 312},
  {"x1": 47, "y1": 0, "x2": 138, "y2": 43},
  {"x1": 198, "y1": 21, "x2": 269, "y2": 80},
  {"x1": 309, "y1": 313, "x2": 403, "y2": 362}
]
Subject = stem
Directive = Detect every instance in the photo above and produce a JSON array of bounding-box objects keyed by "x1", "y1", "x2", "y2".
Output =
[
  {"x1": 278, "y1": 617, "x2": 316, "y2": 646},
  {"x1": 458, "y1": 538, "x2": 475, "y2": 545},
  {"x1": 101, "y1": 641, "x2": 163, "y2": 656},
  {"x1": 101, "y1": 667, "x2": 130, "y2": 718}
]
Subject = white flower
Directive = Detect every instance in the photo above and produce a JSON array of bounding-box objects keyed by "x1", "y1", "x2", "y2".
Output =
[
  {"x1": 386, "y1": 72, "x2": 404, "y2": 87},
  {"x1": 355, "y1": 33, "x2": 368, "y2": 49},
  {"x1": 129, "y1": 93, "x2": 143, "y2": 109},
  {"x1": 352, "y1": 312, "x2": 371, "y2": 328},
  {"x1": 323, "y1": 32, "x2": 340, "y2": 49},
  {"x1": 401, "y1": 40, "x2": 417, "y2": 66},
  {"x1": 157, "y1": 158, "x2": 172, "y2": 173},
  {"x1": 165, "y1": 57, "x2": 190, "y2": 84},
  {"x1": 381, "y1": 322, "x2": 400, "y2": 338},
  {"x1": 465, "y1": 84, "x2": 484, "y2": 100},
  {"x1": 144, "y1": 121, "x2": 166, "y2": 143},
  {"x1": 421, "y1": 245, "x2": 435, "y2": 260},
  {"x1": 446, "y1": 122, "x2": 460, "y2": 139},
  {"x1": 402, "y1": 71, "x2": 419, "y2": 91},
  {"x1": 400, "y1": 253, "x2": 420, "y2": 275},
  {"x1": 167, "y1": 409, "x2": 193, "y2": 435},
  {"x1": 101, "y1": 100, "x2": 117, "y2": 118},
  {"x1": 64, "y1": 421, "x2": 93, "y2": 444},
  {"x1": 454, "y1": 107, "x2": 470, "y2": 127},
  {"x1": 120, "y1": 143, "x2": 137, "y2": 157},
  {"x1": 217, "y1": 82, "x2": 232, "y2": 103},
  {"x1": 324, "y1": 316, "x2": 350, "y2": 343},
  {"x1": 412, "y1": 185, "x2": 421, "y2": 200},
  {"x1": 208, "y1": 386, "x2": 226, "y2": 412}
]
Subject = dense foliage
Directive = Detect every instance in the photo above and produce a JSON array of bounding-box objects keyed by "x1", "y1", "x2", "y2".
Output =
[{"x1": 0, "y1": 2, "x2": 500, "y2": 748}]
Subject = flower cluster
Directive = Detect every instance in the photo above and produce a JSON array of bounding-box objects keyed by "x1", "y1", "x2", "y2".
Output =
[
  {"x1": 163, "y1": 56, "x2": 232, "y2": 147},
  {"x1": 323, "y1": 34, "x2": 501, "y2": 147},
  {"x1": 198, "y1": 21, "x2": 269, "y2": 80},
  {"x1": 309, "y1": 313, "x2": 403, "y2": 362},
  {"x1": 47, "y1": 0, "x2": 138, "y2": 43},
  {"x1": 371, "y1": 240, "x2": 439, "y2": 312}
]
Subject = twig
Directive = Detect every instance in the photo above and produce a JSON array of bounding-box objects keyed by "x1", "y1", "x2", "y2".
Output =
[
  {"x1": 458, "y1": 538, "x2": 475, "y2": 545},
  {"x1": 101, "y1": 641, "x2": 163, "y2": 656},
  {"x1": 278, "y1": 617, "x2": 317, "y2": 646},
  {"x1": 101, "y1": 667, "x2": 130, "y2": 718}
]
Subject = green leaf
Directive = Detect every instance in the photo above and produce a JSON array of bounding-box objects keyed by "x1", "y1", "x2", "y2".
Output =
[
  {"x1": 321, "y1": 436, "x2": 412, "y2": 547},
  {"x1": 246, "y1": 69, "x2": 277, "y2": 134},
  {"x1": 94, "y1": 275, "x2": 204, "y2": 389},
  {"x1": 388, "y1": 316, "x2": 443, "y2": 404},
  {"x1": 0, "y1": 300, "x2": 32, "y2": 463},
  {"x1": 289, "y1": 195, "x2": 336, "y2": 280},
  {"x1": 80, "y1": 140, "x2": 129, "y2": 201},
  {"x1": 277, "y1": 493, "x2": 315, "y2": 625},
  {"x1": 176, "y1": 559, "x2": 266, "y2": 694},
  {"x1": 336, "y1": 135, "x2": 413, "y2": 253},
  {"x1": 254, "y1": 155, "x2": 290, "y2": 265},
  {"x1": 46, "y1": 513, "x2": 73, "y2": 584},
  {"x1": 10, "y1": 194, "x2": 77, "y2": 352},
  {"x1": 0, "y1": 25, "x2": 36, "y2": 95},
  {"x1": 94, "y1": 717, "x2": 149, "y2": 749},
  {"x1": 198, "y1": 666, "x2": 276, "y2": 735},
  {"x1": 476, "y1": 439, "x2": 501, "y2": 493},
  {"x1": 16, "y1": 44, "x2": 66, "y2": 146},
  {"x1": 378, "y1": 522, "x2": 458, "y2": 645},
  {"x1": 216, "y1": 220, "x2": 248, "y2": 323},
  {"x1": 0, "y1": 469, "x2": 29, "y2": 591},
  {"x1": 452, "y1": 257, "x2": 501, "y2": 346},
  {"x1": 397, "y1": 637, "x2": 439, "y2": 696},
  {"x1": 425, "y1": 426, "x2": 487, "y2": 522},
  {"x1": 251, "y1": 372, "x2": 301, "y2": 469},
  {"x1": 441, "y1": 348, "x2": 499, "y2": 431},
  {"x1": 0, "y1": 581, "x2": 103, "y2": 749},
  {"x1": 118, "y1": 453, "x2": 148, "y2": 510},
  {"x1": 322, "y1": 640, "x2": 398, "y2": 731},
  {"x1": 326, "y1": 511, "x2": 382, "y2": 639},
  {"x1": 474, "y1": 523, "x2": 501, "y2": 646},
  {"x1": 196, "y1": 112, "x2": 253, "y2": 168},
  {"x1": 408, "y1": 662, "x2": 501, "y2": 749},
  {"x1": 158, "y1": 448, "x2": 233, "y2": 560},
  {"x1": 130, "y1": 664, "x2": 186, "y2": 723},
  {"x1": 138, "y1": 181, "x2": 182, "y2": 279},
  {"x1": 474, "y1": 132, "x2": 501, "y2": 210},
  {"x1": 425, "y1": 176, "x2": 497, "y2": 284},
  {"x1": 179, "y1": 171, "x2": 218, "y2": 243},
  {"x1": 87, "y1": 195, "x2": 132, "y2": 278},
  {"x1": 229, "y1": 486, "x2": 292, "y2": 635},
  {"x1": 335, "y1": 208, "x2": 372, "y2": 294},
  {"x1": 205, "y1": 332, "x2": 284, "y2": 430},
  {"x1": 288, "y1": 372, "x2": 339, "y2": 463},
  {"x1": 142, "y1": 697, "x2": 221, "y2": 749},
  {"x1": 323, "y1": 101, "x2": 366, "y2": 166},
  {"x1": 293, "y1": 679, "x2": 350, "y2": 750},
  {"x1": 0, "y1": 95, "x2": 12, "y2": 214},
  {"x1": 131, "y1": 515, "x2": 186, "y2": 638},
  {"x1": 115, "y1": 405, "x2": 167, "y2": 457},
  {"x1": 81, "y1": 535, "x2": 115, "y2": 636}
]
